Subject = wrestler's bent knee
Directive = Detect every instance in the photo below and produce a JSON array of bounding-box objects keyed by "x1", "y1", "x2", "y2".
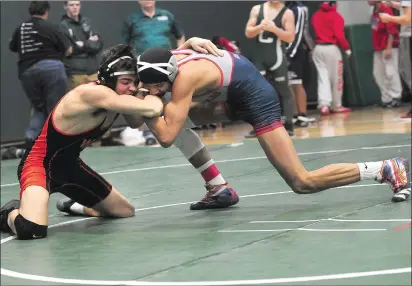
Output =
[
  {"x1": 113, "y1": 206, "x2": 135, "y2": 218},
  {"x1": 290, "y1": 174, "x2": 321, "y2": 194},
  {"x1": 103, "y1": 204, "x2": 135, "y2": 218},
  {"x1": 14, "y1": 214, "x2": 48, "y2": 240}
]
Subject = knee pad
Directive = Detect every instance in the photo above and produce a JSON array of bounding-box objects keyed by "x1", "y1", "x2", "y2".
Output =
[
  {"x1": 14, "y1": 214, "x2": 47, "y2": 240},
  {"x1": 174, "y1": 128, "x2": 204, "y2": 159}
]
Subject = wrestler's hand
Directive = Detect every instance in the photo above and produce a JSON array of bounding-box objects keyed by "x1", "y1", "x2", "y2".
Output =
[
  {"x1": 261, "y1": 19, "x2": 277, "y2": 32},
  {"x1": 142, "y1": 95, "x2": 164, "y2": 117},
  {"x1": 182, "y1": 37, "x2": 224, "y2": 56}
]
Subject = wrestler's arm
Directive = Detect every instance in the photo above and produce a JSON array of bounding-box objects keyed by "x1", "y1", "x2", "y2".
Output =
[
  {"x1": 245, "y1": 5, "x2": 263, "y2": 38},
  {"x1": 78, "y1": 85, "x2": 163, "y2": 117},
  {"x1": 144, "y1": 76, "x2": 196, "y2": 148},
  {"x1": 122, "y1": 90, "x2": 148, "y2": 128},
  {"x1": 380, "y1": 6, "x2": 411, "y2": 24},
  {"x1": 262, "y1": 9, "x2": 295, "y2": 43},
  {"x1": 178, "y1": 37, "x2": 223, "y2": 56}
]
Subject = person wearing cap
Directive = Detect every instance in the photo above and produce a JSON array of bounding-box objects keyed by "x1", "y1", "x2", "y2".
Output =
[
  {"x1": 0, "y1": 37, "x2": 230, "y2": 240},
  {"x1": 135, "y1": 42, "x2": 410, "y2": 206}
]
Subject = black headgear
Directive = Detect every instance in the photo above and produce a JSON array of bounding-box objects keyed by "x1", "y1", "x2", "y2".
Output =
[
  {"x1": 97, "y1": 46, "x2": 138, "y2": 90},
  {"x1": 137, "y1": 47, "x2": 178, "y2": 84}
]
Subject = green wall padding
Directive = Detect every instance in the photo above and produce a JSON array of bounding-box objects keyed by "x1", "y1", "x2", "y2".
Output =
[{"x1": 343, "y1": 24, "x2": 381, "y2": 107}]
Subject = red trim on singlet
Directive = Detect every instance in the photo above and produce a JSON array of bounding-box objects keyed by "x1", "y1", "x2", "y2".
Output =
[
  {"x1": 79, "y1": 161, "x2": 112, "y2": 191},
  {"x1": 254, "y1": 121, "x2": 284, "y2": 136},
  {"x1": 50, "y1": 110, "x2": 104, "y2": 137},
  {"x1": 19, "y1": 118, "x2": 50, "y2": 196},
  {"x1": 171, "y1": 49, "x2": 193, "y2": 54}
]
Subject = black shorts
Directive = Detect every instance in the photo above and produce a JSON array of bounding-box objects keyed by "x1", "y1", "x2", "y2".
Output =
[
  {"x1": 18, "y1": 157, "x2": 112, "y2": 208},
  {"x1": 287, "y1": 50, "x2": 307, "y2": 85}
]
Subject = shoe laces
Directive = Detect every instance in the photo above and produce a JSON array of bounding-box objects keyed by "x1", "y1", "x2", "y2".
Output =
[{"x1": 200, "y1": 183, "x2": 228, "y2": 202}]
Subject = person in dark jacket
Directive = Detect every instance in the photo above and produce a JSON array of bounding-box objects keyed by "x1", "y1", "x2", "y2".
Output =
[
  {"x1": 60, "y1": 0, "x2": 103, "y2": 89},
  {"x1": 9, "y1": 1, "x2": 72, "y2": 147}
]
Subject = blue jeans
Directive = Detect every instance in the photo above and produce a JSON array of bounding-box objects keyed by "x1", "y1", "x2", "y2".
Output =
[{"x1": 20, "y1": 60, "x2": 68, "y2": 141}]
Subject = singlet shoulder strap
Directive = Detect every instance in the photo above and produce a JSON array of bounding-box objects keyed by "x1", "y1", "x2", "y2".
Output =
[
  {"x1": 277, "y1": 6, "x2": 288, "y2": 21},
  {"x1": 258, "y1": 4, "x2": 264, "y2": 22}
]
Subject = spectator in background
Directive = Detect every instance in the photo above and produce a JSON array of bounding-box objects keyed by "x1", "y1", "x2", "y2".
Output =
[
  {"x1": 122, "y1": 0, "x2": 185, "y2": 56},
  {"x1": 60, "y1": 0, "x2": 103, "y2": 89},
  {"x1": 122, "y1": 0, "x2": 185, "y2": 145},
  {"x1": 285, "y1": 1, "x2": 316, "y2": 127},
  {"x1": 369, "y1": 1, "x2": 402, "y2": 108},
  {"x1": 244, "y1": 1, "x2": 296, "y2": 137},
  {"x1": 311, "y1": 1, "x2": 351, "y2": 116},
  {"x1": 380, "y1": 1, "x2": 412, "y2": 119},
  {"x1": 9, "y1": 1, "x2": 72, "y2": 149}
]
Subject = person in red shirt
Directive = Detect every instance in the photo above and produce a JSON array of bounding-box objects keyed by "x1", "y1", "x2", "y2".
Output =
[
  {"x1": 369, "y1": 1, "x2": 402, "y2": 107},
  {"x1": 311, "y1": 1, "x2": 351, "y2": 115}
]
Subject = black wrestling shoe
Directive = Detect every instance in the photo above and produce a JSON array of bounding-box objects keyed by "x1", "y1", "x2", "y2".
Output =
[
  {"x1": 0, "y1": 199, "x2": 20, "y2": 233},
  {"x1": 56, "y1": 198, "x2": 77, "y2": 215},
  {"x1": 244, "y1": 130, "x2": 257, "y2": 138},
  {"x1": 190, "y1": 184, "x2": 239, "y2": 210}
]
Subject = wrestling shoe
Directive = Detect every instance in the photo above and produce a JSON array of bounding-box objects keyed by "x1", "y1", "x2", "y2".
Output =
[
  {"x1": 190, "y1": 183, "x2": 239, "y2": 210},
  {"x1": 0, "y1": 199, "x2": 20, "y2": 233},
  {"x1": 377, "y1": 158, "x2": 410, "y2": 202},
  {"x1": 56, "y1": 198, "x2": 77, "y2": 215}
]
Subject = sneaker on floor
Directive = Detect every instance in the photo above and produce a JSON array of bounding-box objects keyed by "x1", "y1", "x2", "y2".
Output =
[
  {"x1": 331, "y1": 106, "x2": 351, "y2": 113},
  {"x1": 56, "y1": 198, "x2": 77, "y2": 215},
  {"x1": 190, "y1": 183, "x2": 239, "y2": 210},
  {"x1": 390, "y1": 99, "x2": 402, "y2": 108},
  {"x1": 400, "y1": 109, "x2": 412, "y2": 119},
  {"x1": 297, "y1": 115, "x2": 316, "y2": 123},
  {"x1": 319, "y1": 106, "x2": 330, "y2": 116},
  {"x1": 0, "y1": 199, "x2": 20, "y2": 233},
  {"x1": 245, "y1": 130, "x2": 256, "y2": 138},
  {"x1": 377, "y1": 158, "x2": 410, "y2": 203},
  {"x1": 294, "y1": 118, "x2": 309, "y2": 128}
]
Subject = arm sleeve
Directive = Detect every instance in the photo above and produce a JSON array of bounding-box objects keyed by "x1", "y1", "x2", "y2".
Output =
[
  {"x1": 333, "y1": 13, "x2": 350, "y2": 51},
  {"x1": 170, "y1": 13, "x2": 184, "y2": 39},
  {"x1": 9, "y1": 26, "x2": 20, "y2": 52},
  {"x1": 52, "y1": 23, "x2": 72, "y2": 55},
  {"x1": 83, "y1": 25, "x2": 104, "y2": 55}
]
